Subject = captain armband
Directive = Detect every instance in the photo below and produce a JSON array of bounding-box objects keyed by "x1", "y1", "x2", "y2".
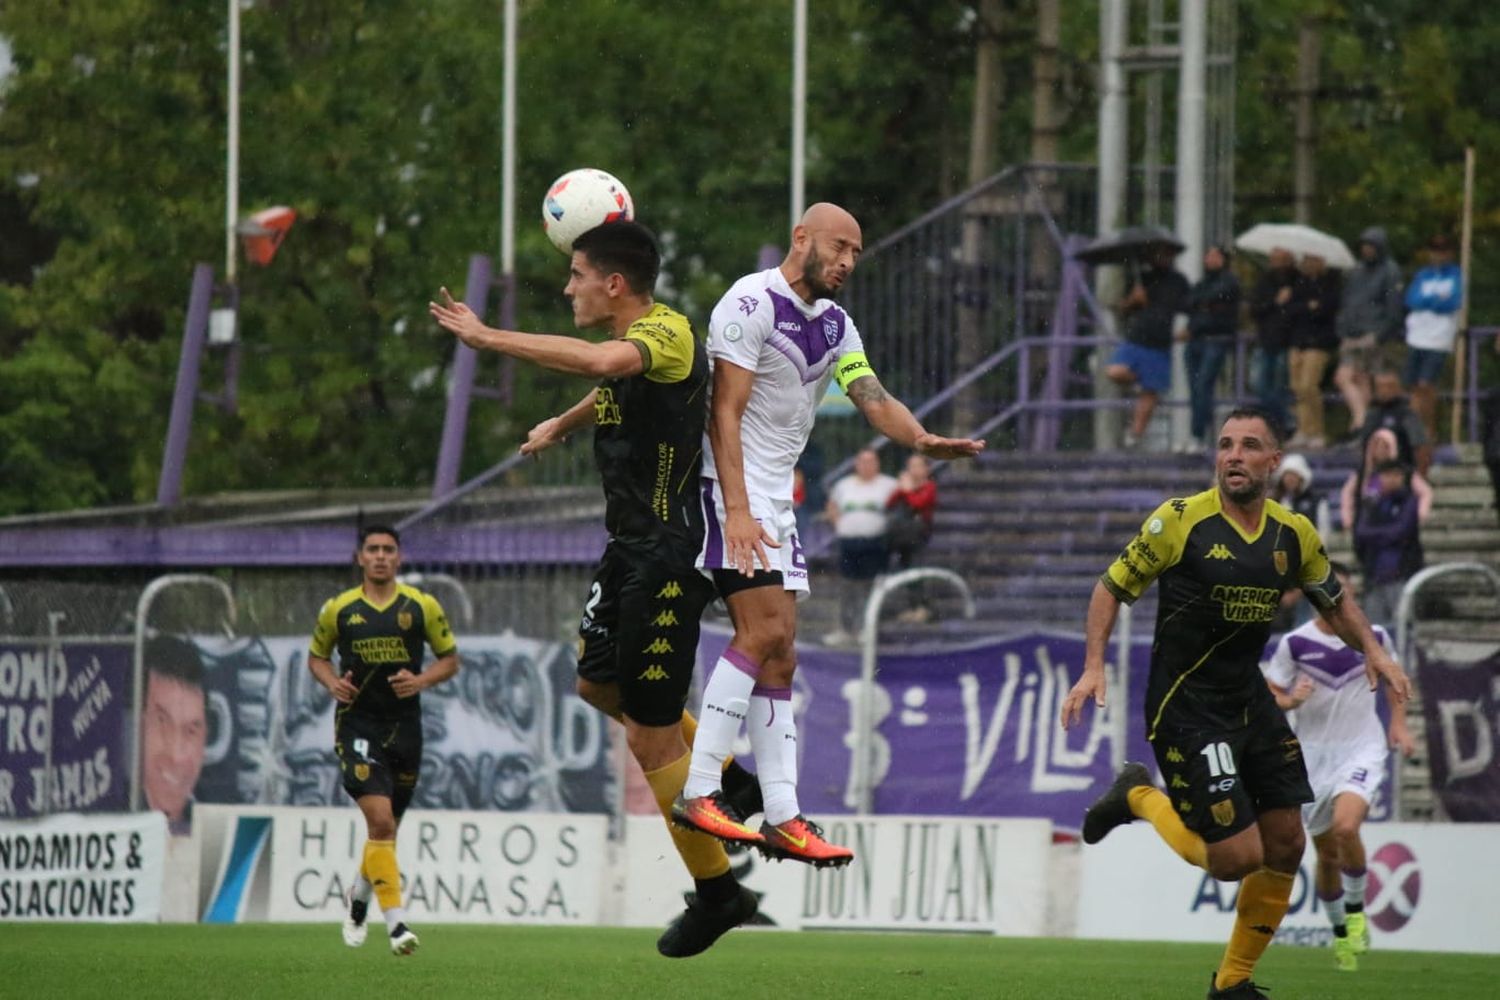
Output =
[
  {"x1": 834, "y1": 351, "x2": 875, "y2": 391},
  {"x1": 1302, "y1": 570, "x2": 1343, "y2": 611}
]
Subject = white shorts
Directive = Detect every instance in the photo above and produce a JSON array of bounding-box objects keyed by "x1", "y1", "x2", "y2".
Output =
[
  {"x1": 1300, "y1": 741, "x2": 1388, "y2": 837},
  {"x1": 695, "y1": 477, "x2": 809, "y2": 595}
]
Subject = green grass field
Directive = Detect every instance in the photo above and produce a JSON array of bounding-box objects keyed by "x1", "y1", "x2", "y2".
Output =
[{"x1": 6, "y1": 925, "x2": 1493, "y2": 1000}]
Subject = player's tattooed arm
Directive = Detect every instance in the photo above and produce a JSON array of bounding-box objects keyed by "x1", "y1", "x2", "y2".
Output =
[{"x1": 846, "y1": 375, "x2": 986, "y2": 460}]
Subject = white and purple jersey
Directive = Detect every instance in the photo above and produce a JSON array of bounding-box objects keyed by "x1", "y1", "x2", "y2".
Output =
[
  {"x1": 701, "y1": 267, "x2": 872, "y2": 503},
  {"x1": 1262, "y1": 620, "x2": 1394, "y2": 751}
]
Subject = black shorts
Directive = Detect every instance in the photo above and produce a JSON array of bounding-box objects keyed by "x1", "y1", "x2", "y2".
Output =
[
  {"x1": 576, "y1": 541, "x2": 715, "y2": 727},
  {"x1": 334, "y1": 710, "x2": 422, "y2": 803},
  {"x1": 1149, "y1": 700, "x2": 1313, "y2": 844}
]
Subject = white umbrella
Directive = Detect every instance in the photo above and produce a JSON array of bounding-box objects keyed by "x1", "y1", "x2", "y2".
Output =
[{"x1": 1234, "y1": 222, "x2": 1356, "y2": 269}]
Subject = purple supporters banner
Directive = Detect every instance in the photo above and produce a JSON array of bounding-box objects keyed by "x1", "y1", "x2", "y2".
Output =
[
  {"x1": 697, "y1": 628, "x2": 1154, "y2": 834},
  {"x1": 1416, "y1": 644, "x2": 1500, "y2": 821},
  {"x1": 0, "y1": 643, "x2": 131, "y2": 818}
]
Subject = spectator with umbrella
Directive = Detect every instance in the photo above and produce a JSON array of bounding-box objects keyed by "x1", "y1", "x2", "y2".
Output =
[{"x1": 1076, "y1": 226, "x2": 1189, "y2": 450}]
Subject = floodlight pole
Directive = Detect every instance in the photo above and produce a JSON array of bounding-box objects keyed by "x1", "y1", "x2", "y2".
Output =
[
  {"x1": 226, "y1": 0, "x2": 240, "y2": 285},
  {"x1": 791, "y1": 0, "x2": 807, "y2": 228},
  {"x1": 1171, "y1": 0, "x2": 1207, "y2": 449}
]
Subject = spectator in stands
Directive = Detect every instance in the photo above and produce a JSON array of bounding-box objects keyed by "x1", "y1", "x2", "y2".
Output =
[
  {"x1": 1334, "y1": 228, "x2": 1404, "y2": 434},
  {"x1": 140, "y1": 634, "x2": 208, "y2": 836},
  {"x1": 1482, "y1": 387, "x2": 1500, "y2": 527},
  {"x1": 1287, "y1": 254, "x2": 1341, "y2": 449},
  {"x1": 1106, "y1": 245, "x2": 1190, "y2": 449},
  {"x1": 1272, "y1": 453, "x2": 1326, "y2": 627},
  {"x1": 1248, "y1": 247, "x2": 1305, "y2": 437},
  {"x1": 1340, "y1": 428, "x2": 1433, "y2": 532},
  {"x1": 1356, "y1": 368, "x2": 1431, "y2": 476},
  {"x1": 1182, "y1": 244, "x2": 1242, "y2": 453},
  {"x1": 825, "y1": 448, "x2": 898, "y2": 644},
  {"x1": 1353, "y1": 459, "x2": 1425, "y2": 626},
  {"x1": 886, "y1": 454, "x2": 939, "y2": 623},
  {"x1": 1403, "y1": 234, "x2": 1464, "y2": 441}
]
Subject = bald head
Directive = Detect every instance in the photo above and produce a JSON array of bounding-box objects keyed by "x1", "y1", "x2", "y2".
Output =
[{"x1": 784, "y1": 202, "x2": 863, "y2": 301}]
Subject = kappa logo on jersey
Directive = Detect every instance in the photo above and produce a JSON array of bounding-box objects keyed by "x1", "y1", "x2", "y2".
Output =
[
  {"x1": 638, "y1": 665, "x2": 669, "y2": 681},
  {"x1": 594, "y1": 387, "x2": 622, "y2": 425},
  {"x1": 1165, "y1": 747, "x2": 1185, "y2": 763},
  {"x1": 1170, "y1": 774, "x2": 1189, "y2": 789},
  {"x1": 1169, "y1": 498, "x2": 1188, "y2": 517},
  {"x1": 641, "y1": 638, "x2": 674, "y2": 655},
  {"x1": 737, "y1": 295, "x2": 758, "y2": 316},
  {"x1": 651, "y1": 609, "x2": 679, "y2": 627},
  {"x1": 656, "y1": 581, "x2": 682, "y2": 599},
  {"x1": 347, "y1": 613, "x2": 367, "y2": 625},
  {"x1": 1205, "y1": 543, "x2": 1234, "y2": 561}
]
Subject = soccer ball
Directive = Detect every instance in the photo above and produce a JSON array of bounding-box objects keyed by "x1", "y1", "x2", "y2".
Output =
[{"x1": 541, "y1": 168, "x2": 634, "y2": 254}]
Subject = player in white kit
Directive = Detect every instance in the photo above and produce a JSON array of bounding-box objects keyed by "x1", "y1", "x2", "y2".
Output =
[
  {"x1": 671, "y1": 203, "x2": 985, "y2": 865},
  {"x1": 1261, "y1": 563, "x2": 1414, "y2": 972}
]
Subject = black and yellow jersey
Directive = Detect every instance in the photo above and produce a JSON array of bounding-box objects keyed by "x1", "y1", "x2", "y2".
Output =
[
  {"x1": 308, "y1": 583, "x2": 456, "y2": 719},
  {"x1": 593, "y1": 302, "x2": 707, "y2": 559},
  {"x1": 1102, "y1": 488, "x2": 1342, "y2": 739}
]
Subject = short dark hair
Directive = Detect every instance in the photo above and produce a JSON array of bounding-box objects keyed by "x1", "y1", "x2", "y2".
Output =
[
  {"x1": 145, "y1": 633, "x2": 204, "y2": 689},
  {"x1": 1221, "y1": 405, "x2": 1284, "y2": 446},
  {"x1": 359, "y1": 524, "x2": 400, "y2": 548},
  {"x1": 1375, "y1": 458, "x2": 1407, "y2": 476},
  {"x1": 573, "y1": 220, "x2": 660, "y2": 295}
]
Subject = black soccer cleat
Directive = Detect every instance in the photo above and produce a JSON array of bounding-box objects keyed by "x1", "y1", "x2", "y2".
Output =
[
  {"x1": 1081, "y1": 761, "x2": 1153, "y2": 845},
  {"x1": 1206, "y1": 972, "x2": 1271, "y2": 998},
  {"x1": 656, "y1": 885, "x2": 758, "y2": 958}
]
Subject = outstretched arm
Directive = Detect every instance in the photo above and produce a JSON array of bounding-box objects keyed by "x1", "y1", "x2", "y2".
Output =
[
  {"x1": 1060, "y1": 581, "x2": 1122, "y2": 728},
  {"x1": 429, "y1": 288, "x2": 644, "y2": 379},
  {"x1": 845, "y1": 375, "x2": 986, "y2": 460},
  {"x1": 1318, "y1": 594, "x2": 1412, "y2": 701}
]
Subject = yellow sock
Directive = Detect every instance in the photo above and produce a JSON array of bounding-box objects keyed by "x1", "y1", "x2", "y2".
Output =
[
  {"x1": 1128, "y1": 785, "x2": 1208, "y2": 869},
  {"x1": 644, "y1": 751, "x2": 730, "y2": 880},
  {"x1": 680, "y1": 710, "x2": 737, "y2": 772},
  {"x1": 1216, "y1": 867, "x2": 1295, "y2": 990},
  {"x1": 362, "y1": 839, "x2": 402, "y2": 911}
]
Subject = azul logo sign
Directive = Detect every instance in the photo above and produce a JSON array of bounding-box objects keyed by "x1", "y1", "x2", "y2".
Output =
[{"x1": 1366, "y1": 841, "x2": 1420, "y2": 933}]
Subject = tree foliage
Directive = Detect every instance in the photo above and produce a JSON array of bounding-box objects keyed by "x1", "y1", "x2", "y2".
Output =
[{"x1": 0, "y1": 1, "x2": 1497, "y2": 515}]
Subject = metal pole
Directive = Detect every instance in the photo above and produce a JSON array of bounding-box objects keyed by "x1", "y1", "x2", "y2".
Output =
[
  {"x1": 226, "y1": 0, "x2": 240, "y2": 284},
  {"x1": 501, "y1": 0, "x2": 516, "y2": 277},
  {"x1": 854, "y1": 569, "x2": 975, "y2": 813},
  {"x1": 131, "y1": 575, "x2": 237, "y2": 812},
  {"x1": 432, "y1": 255, "x2": 495, "y2": 497},
  {"x1": 157, "y1": 264, "x2": 217, "y2": 506},
  {"x1": 1451, "y1": 145, "x2": 1475, "y2": 444},
  {"x1": 43, "y1": 611, "x2": 66, "y2": 815},
  {"x1": 1113, "y1": 602, "x2": 1132, "y2": 773},
  {"x1": 790, "y1": 0, "x2": 807, "y2": 228},
  {"x1": 1172, "y1": 0, "x2": 1207, "y2": 450},
  {"x1": 1095, "y1": 0, "x2": 1129, "y2": 450}
]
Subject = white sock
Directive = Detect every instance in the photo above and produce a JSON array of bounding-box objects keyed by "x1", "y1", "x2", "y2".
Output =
[
  {"x1": 384, "y1": 905, "x2": 408, "y2": 933},
  {"x1": 748, "y1": 685, "x2": 799, "y2": 826},
  {"x1": 1320, "y1": 888, "x2": 1346, "y2": 929},
  {"x1": 352, "y1": 873, "x2": 373, "y2": 905},
  {"x1": 1343, "y1": 868, "x2": 1368, "y2": 910},
  {"x1": 683, "y1": 649, "x2": 759, "y2": 798}
]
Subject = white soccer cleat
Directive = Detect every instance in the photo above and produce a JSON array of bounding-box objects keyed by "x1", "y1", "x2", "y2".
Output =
[
  {"x1": 389, "y1": 923, "x2": 419, "y2": 956},
  {"x1": 341, "y1": 885, "x2": 368, "y2": 948}
]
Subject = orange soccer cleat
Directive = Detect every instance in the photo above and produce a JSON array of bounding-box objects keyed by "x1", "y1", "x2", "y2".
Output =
[
  {"x1": 671, "y1": 791, "x2": 765, "y2": 846},
  {"x1": 757, "y1": 815, "x2": 853, "y2": 868}
]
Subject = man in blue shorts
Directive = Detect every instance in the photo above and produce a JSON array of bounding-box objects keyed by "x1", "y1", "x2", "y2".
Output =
[{"x1": 1106, "y1": 245, "x2": 1190, "y2": 448}]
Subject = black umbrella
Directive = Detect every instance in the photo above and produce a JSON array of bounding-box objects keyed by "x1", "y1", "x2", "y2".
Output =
[{"x1": 1073, "y1": 225, "x2": 1186, "y2": 267}]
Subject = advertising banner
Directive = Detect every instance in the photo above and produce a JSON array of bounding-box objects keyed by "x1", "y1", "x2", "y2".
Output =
[
  {"x1": 1415, "y1": 643, "x2": 1500, "y2": 821},
  {"x1": 0, "y1": 811, "x2": 167, "y2": 921},
  {"x1": 196, "y1": 804, "x2": 607, "y2": 925},
  {"x1": 621, "y1": 814, "x2": 1051, "y2": 936},
  {"x1": 0, "y1": 643, "x2": 131, "y2": 820},
  {"x1": 1076, "y1": 822, "x2": 1500, "y2": 953},
  {"x1": 187, "y1": 633, "x2": 610, "y2": 820},
  {"x1": 698, "y1": 628, "x2": 1152, "y2": 834}
]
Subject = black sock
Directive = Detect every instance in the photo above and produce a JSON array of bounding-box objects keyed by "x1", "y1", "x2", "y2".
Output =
[
  {"x1": 694, "y1": 871, "x2": 739, "y2": 906},
  {"x1": 1333, "y1": 924, "x2": 1348, "y2": 938},
  {"x1": 721, "y1": 760, "x2": 763, "y2": 814},
  {"x1": 1345, "y1": 902, "x2": 1364, "y2": 914}
]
